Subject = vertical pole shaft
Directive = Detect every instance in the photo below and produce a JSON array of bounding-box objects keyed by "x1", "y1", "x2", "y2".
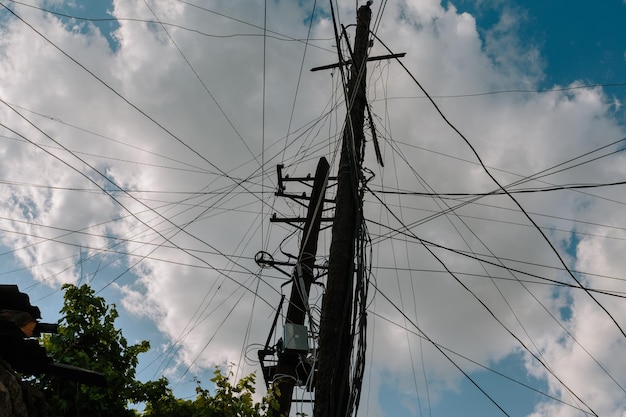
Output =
[
  {"x1": 315, "y1": 5, "x2": 371, "y2": 417},
  {"x1": 273, "y1": 157, "x2": 329, "y2": 417}
]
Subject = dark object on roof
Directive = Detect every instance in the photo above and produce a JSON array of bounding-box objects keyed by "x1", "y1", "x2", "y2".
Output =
[
  {"x1": 0, "y1": 285, "x2": 41, "y2": 319},
  {"x1": 0, "y1": 285, "x2": 107, "y2": 387}
]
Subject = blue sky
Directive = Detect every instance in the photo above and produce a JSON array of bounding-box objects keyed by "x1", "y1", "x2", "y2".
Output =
[
  {"x1": 454, "y1": 1, "x2": 626, "y2": 102},
  {"x1": 1, "y1": 1, "x2": 626, "y2": 416}
]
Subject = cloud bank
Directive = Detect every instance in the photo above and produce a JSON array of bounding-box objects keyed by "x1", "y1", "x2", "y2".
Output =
[{"x1": 1, "y1": 0, "x2": 625, "y2": 415}]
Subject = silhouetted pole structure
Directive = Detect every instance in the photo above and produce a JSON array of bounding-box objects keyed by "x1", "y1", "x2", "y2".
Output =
[
  {"x1": 273, "y1": 157, "x2": 330, "y2": 417},
  {"x1": 315, "y1": 4, "x2": 371, "y2": 417}
]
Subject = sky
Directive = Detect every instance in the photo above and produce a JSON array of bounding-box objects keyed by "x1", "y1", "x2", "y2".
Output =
[{"x1": 1, "y1": 0, "x2": 626, "y2": 416}]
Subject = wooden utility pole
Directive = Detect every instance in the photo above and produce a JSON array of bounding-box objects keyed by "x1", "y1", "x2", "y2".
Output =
[
  {"x1": 272, "y1": 157, "x2": 330, "y2": 417},
  {"x1": 315, "y1": 4, "x2": 371, "y2": 417}
]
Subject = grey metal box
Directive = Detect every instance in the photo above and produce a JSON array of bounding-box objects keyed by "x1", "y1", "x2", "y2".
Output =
[{"x1": 284, "y1": 323, "x2": 309, "y2": 351}]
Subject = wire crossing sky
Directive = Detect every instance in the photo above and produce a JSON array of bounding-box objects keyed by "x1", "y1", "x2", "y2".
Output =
[{"x1": 1, "y1": 1, "x2": 626, "y2": 416}]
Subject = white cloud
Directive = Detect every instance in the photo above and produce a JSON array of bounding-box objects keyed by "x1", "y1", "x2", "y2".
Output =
[{"x1": 1, "y1": 0, "x2": 626, "y2": 415}]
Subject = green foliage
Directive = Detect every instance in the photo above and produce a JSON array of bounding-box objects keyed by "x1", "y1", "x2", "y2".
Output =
[
  {"x1": 35, "y1": 284, "x2": 278, "y2": 417},
  {"x1": 37, "y1": 284, "x2": 149, "y2": 417},
  {"x1": 136, "y1": 377, "x2": 196, "y2": 417},
  {"x1": 142, "y1": 367, "x2": 279, "y2": 417}
]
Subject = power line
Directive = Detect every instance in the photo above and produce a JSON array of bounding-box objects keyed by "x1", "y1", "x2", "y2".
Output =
[
  {"x1": 6, "y1": 0, "x2": 335, "y2": 47},
  {"x1": 368, "y1": 308, "x2": 594, "y2": 415},
  {"x1": 380, "y1": 82, "x2": 626, "y2": 100},
  {"x1": 368, "y1": 189, "x2": 599, "y2": 415},
  {"x1": 369, "y1": 179, "x2": 626, "y2": 196},
  {"x1": 371, "y1": 32, "x2": 626, "y2": 343}
]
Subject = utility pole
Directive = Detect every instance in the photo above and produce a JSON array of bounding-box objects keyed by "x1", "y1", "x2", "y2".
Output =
[
  {"x1": 315, "y1": 4, "x2": 371, "y2": 417},
  {"x1": 271, "y1": 157, "x2": 330, "y2": 417}
]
